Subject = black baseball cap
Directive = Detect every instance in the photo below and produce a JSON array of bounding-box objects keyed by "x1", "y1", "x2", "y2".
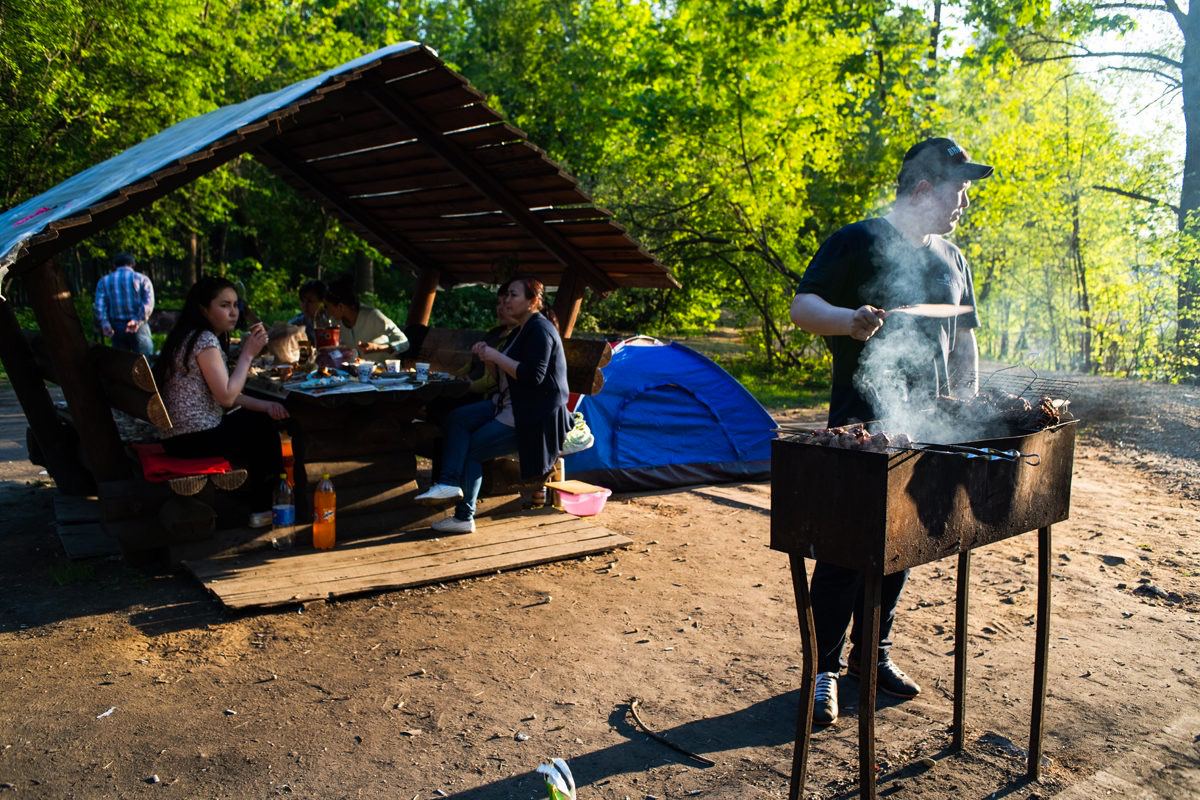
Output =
[{"x1": 898, "y1": 137, "x2": 993, "y2": 190}]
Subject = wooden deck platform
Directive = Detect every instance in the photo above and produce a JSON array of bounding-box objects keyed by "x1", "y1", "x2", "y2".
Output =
[{"x1": 183, "y1": 511, "x2": 630, "y2": 610}]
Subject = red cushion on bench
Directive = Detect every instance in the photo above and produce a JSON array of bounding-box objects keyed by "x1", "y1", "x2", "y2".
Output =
[{"x1": 132, "y1": 443, "x2": 233, "y2": 483}]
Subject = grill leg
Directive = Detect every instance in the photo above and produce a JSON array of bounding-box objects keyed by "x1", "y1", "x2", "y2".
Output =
[
  {"x1": 952, "y1": 550, "x2": 971, "y2": 751},
  {"x1": 787, "y1": 555, "x2": 816, "y2": 800},
  {"x1": 858, "y1": 570, "x2": 882, "y2": 800},
  {"x1": 1028, "y1": 525, "x2": 1052, "y2": 780}
]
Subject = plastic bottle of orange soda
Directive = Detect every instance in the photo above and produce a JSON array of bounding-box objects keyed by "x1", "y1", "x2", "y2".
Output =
[{"x1": 313, "y1": 472, "x2": 336, "y2": 549}]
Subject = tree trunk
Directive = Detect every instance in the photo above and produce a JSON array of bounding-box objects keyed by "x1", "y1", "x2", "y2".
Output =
[
  {"x1": 1178, "y1": 8, "x2": 1200, "y2": 380},
  {"x1": 355, "y1": 251, "x2": 375, "y2": 296},
  {"x1": 186, "y1": 231, "x2": 199, "y2": 286},
  {"x1": 1071, "y1": 196, "x2": 1093, "y2": 372}
]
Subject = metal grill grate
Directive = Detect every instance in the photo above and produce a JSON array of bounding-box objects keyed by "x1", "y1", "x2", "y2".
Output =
[{"x1": 981, "y1": 364, "x2": 1078, "y2": 401}]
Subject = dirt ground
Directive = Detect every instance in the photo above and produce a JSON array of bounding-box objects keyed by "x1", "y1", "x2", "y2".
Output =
[{"x1": 0, "y1": 371, "x2": 1197, "y2": 800}]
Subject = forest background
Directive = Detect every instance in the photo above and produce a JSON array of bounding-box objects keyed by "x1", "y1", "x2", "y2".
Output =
[{"x1": 2, "y1": 0, "x2": 1197, "y2": 402}]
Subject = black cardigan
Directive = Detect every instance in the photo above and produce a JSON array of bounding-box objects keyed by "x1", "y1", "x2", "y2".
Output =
[{"x1": 504, "y1": 313, "x2": 571, "y2": 479}]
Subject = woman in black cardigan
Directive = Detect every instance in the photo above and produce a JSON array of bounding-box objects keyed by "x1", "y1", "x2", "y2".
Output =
[{"x1": 416, "y1": 276, "x2": 571, "y2": 533}]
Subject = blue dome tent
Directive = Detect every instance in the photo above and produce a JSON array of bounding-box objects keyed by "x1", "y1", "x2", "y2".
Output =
[{"x1": 564, "y1": 339, "x2": 777, "y2": 491}]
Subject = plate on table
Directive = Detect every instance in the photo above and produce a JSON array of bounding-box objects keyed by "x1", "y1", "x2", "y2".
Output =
[{"x1": 288, "y1": 369, "x2": 349, "y2": 390}]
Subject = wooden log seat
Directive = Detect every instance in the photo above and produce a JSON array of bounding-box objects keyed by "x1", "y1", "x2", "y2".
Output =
[
  {"x1": 413, "y1": 328, "x2": 610, "y2": 496},
  {"x1": 87, "y1": 345, "x2": 263, "y2": 554}
]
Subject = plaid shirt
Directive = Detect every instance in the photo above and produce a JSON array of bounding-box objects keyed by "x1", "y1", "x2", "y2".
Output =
[{"x1": 94, "y1": 266, "x2": 154, "y2": 329}]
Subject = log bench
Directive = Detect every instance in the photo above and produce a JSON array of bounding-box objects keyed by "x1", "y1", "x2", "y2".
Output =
[
  {"x1": 86, "y1": 345, "x2": 261, "y2": 560},
  {"x1": 410, "y1": 327, "x2": 611, "y2": 497}
]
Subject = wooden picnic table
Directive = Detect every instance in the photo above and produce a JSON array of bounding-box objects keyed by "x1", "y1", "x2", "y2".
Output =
[{"x1": 245, "y1": 372, "x2": 469, "y2": 525}]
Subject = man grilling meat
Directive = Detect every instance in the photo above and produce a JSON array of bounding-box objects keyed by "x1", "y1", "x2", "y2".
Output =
[{"x1": 789, "y1": 136, "x2": 993, "y2": 725}]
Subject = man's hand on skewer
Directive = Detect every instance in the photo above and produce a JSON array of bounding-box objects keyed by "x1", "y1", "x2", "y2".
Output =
[{"x1": 849, "y1": 305, "x2": 885, "y2": 341}]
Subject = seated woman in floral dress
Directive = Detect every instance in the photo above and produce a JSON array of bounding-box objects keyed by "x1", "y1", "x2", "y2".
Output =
[{"x1": 154, "y1": 277, "x2": 289, "y2": 528}]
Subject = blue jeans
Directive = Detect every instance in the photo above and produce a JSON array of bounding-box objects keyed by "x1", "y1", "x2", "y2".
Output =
[
  {"x1": 438, "y1": 399, "x2": 518, "y2": 521},
  {"x1": 111, "y1": 323, "x2": 153, "y2": 355}
]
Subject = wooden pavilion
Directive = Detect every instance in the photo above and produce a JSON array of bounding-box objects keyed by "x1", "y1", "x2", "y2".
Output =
[{"x1": 0, "y1": 43, "x2": 674, "y2": 582}]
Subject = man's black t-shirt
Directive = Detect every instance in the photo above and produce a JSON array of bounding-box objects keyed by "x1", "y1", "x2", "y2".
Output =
[{"x1": 796, "y1": 218, "x2": 979, "y2": 426}]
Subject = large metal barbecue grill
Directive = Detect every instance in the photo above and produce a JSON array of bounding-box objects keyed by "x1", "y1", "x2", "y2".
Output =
[{"x1": 770, "y1": 379, "x2": 1078, "y2": 799}]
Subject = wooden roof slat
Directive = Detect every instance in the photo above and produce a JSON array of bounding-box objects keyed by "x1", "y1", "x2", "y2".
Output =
[
  {"x1": 369, "y1": 46, "x2": 444, "y2": 81},
  {"x1": 332, "y1": 158, "x2": 562, "y2": 198},
  {"x1": 367, "y1": 79, "x2": 620, "y2": 291},
  {"x1": 353, "y1": 173, "x2": 583, "y2": 208},
  {"x1": 402, "y1": 222, "x2": 616, "y2": 243},
  {"x1": 254, "y1": 140, "x2": 458, "y2": 282},
  {"x1": 382, "y1": 67, "x2": 473, "y2": 99},
  {"x1": 314, "y1": 138, "x2": 540, "y2": 178},
  {"x1": 289, "y1": 128, "x2": 417, "y2": 162}
]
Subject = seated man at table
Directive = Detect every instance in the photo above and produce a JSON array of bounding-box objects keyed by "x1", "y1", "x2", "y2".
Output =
[
  {"x1": 288, "y1": 278, "x2": 326, "y2": 345},
  {"x1": 323, "y1": 275, "x2": 408, "y2": 362}
]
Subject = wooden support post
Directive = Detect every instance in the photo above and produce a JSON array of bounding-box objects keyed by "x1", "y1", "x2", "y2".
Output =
[
  {"x1": 0, "y1": 297, "x2": 93, "y2": 493},
  {"x1": 552, "y1": 270, "x2": 586, "y2": 339},
  {"x1": 24, "y1": 260, "x2": 131, "y2": 482},
  {"x1": 407, "y1": 266, "x2": 440, "y2": 328}
]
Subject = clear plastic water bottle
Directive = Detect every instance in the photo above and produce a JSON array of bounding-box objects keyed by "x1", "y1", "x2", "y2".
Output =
[
  {"x1": 272, "y1": 473, "x2": 295, "y2": 528},
  {"x1": 313, "y1": 473, "x2": 336, "y2": 550},
  {"x1": 271, "y1": 473, "x2": 296, "y2": 549}
]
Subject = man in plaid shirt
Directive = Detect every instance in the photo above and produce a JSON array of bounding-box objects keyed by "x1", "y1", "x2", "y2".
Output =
[{"x1": 94, "y1": 253, "x2": 155, "y2": 354}]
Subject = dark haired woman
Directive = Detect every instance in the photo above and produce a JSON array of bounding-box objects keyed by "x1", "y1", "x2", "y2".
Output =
[
  {"x1": 323, "y1": 277, "x2": 408, "y2": 362},
  {"x1": 415, "y1": 277, "x2": 571, "y2": 533},
  {"x1": 154, "y1": 277, "x2": 289, "y2": 528}
]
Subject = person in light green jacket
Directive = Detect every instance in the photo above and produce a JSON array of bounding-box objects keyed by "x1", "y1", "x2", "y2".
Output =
[{"x1": 324, "y1": 276, "x2": 408, "y2": 362}]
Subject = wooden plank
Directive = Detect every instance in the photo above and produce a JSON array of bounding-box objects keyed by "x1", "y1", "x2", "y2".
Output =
[
  {"x1": 372, "y1": 46, "x2": 445, "y2": 82},
  {"x1": 403, "y1": 221, "x2": 616, "y2": 243},
  {"x1": 192, "y1": 514, "x2": 600, "y2": 582},
  {"x1": 57, "y1": 522, "x2": 121, "y2": 559},
  {"x1": 289, "y1": 127, "x2": 417, "y2": 161},
  {"x1": 545, "y1": 480, "x2": 608, "y2": 495},
  {"x1": 185, "y1": 515, "x2": 630, "y2": 609},
  {"x1": 338, "y1": 159, "x2": 563, "y2": 199},
  {"x1": 54, "y1": 495, "x2": 100, "y2": 523}
]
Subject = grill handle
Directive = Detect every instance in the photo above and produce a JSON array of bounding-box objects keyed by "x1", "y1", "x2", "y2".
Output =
[{"x1": 909, "y1": 442, "x2": 1041, "y2": 466}]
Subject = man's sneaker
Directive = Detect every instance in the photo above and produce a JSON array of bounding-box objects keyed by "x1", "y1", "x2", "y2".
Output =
[
  {"x1": 415, "y1": 483, "x2": 464, "y2": 504},
  {"x1": 847, "y1": 656, "x2": 921, "y2": 698},
  {"x1": 431, "y1": 515, "x2": 475, "y2": 534},
  {"x1": 813, "y1": 671, "x2": 839, "y2": 725}
]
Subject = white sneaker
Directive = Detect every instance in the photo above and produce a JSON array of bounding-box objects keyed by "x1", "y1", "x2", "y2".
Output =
[
  {"x1": 431, "y1": 515, "x2": 475, "y2": 534},
  {"x1": 813, "y1": 671, "x2": 839, "y2": 725},
  {"x1": 415, "y1": 483, "x2": 464, "y2": 504}
]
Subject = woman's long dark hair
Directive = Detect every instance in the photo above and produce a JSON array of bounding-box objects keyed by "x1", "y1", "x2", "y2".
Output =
[
  {"x1": 154, "y1": 276, "x2": 238, "y2": 390},
  {"x1": 502, "y1": 275, "x2": 559, "y2": 332}
]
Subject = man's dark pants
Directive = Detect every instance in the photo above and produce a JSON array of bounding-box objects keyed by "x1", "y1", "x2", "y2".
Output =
[
  {"x1": 110, "y1": 323, "x2": 153, "y2": 355},
  {"x1": 810, "y1": 561, "x2": 909, "y2": 673}
]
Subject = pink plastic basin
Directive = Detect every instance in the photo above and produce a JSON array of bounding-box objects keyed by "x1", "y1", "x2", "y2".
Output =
[{"x1": 558, "y1": 487, "x2": 612, "y2": 516}]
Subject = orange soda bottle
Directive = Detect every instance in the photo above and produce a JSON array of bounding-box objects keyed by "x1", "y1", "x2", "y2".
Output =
[
  {"x1": 280, "y1": 434, "x2": 295, "y2": 486},
  {"x1": 312, "y1": 472, "x2": 336, "y2": 550}
]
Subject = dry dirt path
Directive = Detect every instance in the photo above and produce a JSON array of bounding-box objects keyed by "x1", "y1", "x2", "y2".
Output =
[{"x1": 0, "y1": 378, "x2": 1197, "y2": 799}]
